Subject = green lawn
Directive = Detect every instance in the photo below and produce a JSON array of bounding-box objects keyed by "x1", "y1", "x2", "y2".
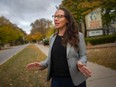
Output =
[{"x1": 0, "y1": 44, "x2": 50, "y2": 87}]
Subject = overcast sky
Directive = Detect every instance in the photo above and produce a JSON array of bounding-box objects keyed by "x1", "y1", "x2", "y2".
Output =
[{"x1": 0, "y1": 0, "x2": 62, "y2": 34}]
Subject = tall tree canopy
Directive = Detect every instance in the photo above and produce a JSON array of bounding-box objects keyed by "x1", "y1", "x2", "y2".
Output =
[
  {"x1": 0, "y1": 16, "x2": 26, "y2": 46},
  {"x1": 30, "y1": 18, "x2": 52, "y2": 38},
  {"x1": 60, "y1": 0, "x2": 116, "y2": 27}
]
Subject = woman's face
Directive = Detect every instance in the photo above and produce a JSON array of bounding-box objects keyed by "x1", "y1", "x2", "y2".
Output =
[{"x1": 53, "y1": 9, "x2": 68, "y2": 30}]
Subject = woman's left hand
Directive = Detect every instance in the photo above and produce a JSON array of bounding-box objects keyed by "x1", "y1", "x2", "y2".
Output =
[{"x1": 77, "y1": 61, "x2": 91, "y2": 77}]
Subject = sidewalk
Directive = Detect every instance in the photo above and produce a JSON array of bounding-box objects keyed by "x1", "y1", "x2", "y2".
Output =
[{"x1": 35, "y1": 44, "x2": 116, "y2": 87}]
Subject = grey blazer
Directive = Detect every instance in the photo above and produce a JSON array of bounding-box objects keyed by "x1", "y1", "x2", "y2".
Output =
[{"x1": 40, "y1": 32, "x2": 88, "y2": 86}]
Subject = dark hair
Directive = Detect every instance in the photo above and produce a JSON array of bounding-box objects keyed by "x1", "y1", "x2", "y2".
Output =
[{"x1": 58, "y1": 7, "x2": 79, "y2": 48}]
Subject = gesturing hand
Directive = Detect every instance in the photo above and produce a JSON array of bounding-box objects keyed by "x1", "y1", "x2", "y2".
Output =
[
  {"x1": 26, "y1": 62, "x2": 43, "y2": 70},
  {"x1": 77, "y1": 61, "x2": 91, "y2": 77}
]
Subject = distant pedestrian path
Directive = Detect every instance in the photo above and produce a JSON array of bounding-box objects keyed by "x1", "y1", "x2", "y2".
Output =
[
  {"x1": 35, "y1": 43, "x2": 116, "y2": 87},
  {"x1": 0, "y1": 44, "x2": 29, "y2": 65}
]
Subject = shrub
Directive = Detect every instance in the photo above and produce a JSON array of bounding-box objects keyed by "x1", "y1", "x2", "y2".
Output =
[
  {"x1": 43, "y1": 38, "x2": 49, "y2": 45},
  {"x1": 85, "y1": 34, "x2": 116, "y2": 45}
]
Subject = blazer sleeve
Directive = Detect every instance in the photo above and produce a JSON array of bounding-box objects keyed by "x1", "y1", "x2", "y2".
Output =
[
  {"x1": 78, "y1": 32, "x2": 87, "y2": 65},
  {"x1": 40, "y1": 34, "x2": 54, "y2": 69}
]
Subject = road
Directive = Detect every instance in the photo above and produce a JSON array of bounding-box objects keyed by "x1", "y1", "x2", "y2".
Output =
[{"x1": 0, "y1": 44, "x2": 29, "y2": 65}]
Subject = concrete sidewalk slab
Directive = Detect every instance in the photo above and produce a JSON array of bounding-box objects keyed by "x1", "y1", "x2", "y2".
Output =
[
  {"x1": 87, "y1": 62, "x2": 116, "y2": 87},
  {"x1": 35, "y1": 44, "x2": 116, "y2": 87}
]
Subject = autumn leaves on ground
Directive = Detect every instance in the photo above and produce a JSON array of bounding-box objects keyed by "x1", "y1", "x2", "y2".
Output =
[
  {"x1": 0, "y1": 44, "x2": 50, "y2": 87},
  {"x1": 87, "y1": 47, "x2": 116, "y2": 70},
  {"x1": 0, "y1": 44, "x2": 116, "y2": 87}
]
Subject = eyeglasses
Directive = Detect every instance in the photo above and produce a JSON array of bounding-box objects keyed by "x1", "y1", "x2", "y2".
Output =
[{"x1": 52, "y1": 15, "x2": 65, "y2": 19}]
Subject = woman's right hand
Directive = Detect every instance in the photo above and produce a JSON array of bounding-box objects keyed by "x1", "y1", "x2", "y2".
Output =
[{"x1": 26, "y1": 62, "x2": 43, "y2": 70}]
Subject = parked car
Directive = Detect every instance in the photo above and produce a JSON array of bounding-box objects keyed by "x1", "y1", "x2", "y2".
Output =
[{"x1": 43, "y1": 38, "x2": 49, "y2": 45}]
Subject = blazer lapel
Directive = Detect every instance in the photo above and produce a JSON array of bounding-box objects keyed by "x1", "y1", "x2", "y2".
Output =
[
  {"x1": 67, "y1": 43, "x2": 71, "y2": 58},
  {"x1": 50, "y1": 35, "x2": 56, "y2": 49}
]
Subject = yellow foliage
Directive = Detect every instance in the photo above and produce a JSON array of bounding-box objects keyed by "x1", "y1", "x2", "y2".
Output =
[
  {"x1": 45, "y1": 27, "x2": 55, "y2": 38},
  {"x1": 78, "y1": 1, "x2": 101, "y2": 9},
  {"x1": 32, "y1": 32, "x2": 42, "y2": 41},
  {"x1": 78, "y1": 1, "x2": 101, "y2": 16}
]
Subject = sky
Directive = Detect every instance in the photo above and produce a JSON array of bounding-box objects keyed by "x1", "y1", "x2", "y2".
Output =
[{"x1": 0, "y1": 0, "x2": 62, "y2": 34}]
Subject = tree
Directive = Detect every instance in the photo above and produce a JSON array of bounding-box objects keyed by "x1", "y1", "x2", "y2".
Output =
[
  {"x1": 32, "y1": 32, "x2": 42, "y2": 42},
  {"x1": 60, "y1": 0, "x2": 116, "y2": 27},
  {"x1": 101, "y1": 0, "x2": 116, "y2": 27},
  {"x1": 0, "y1": 24, "x2": 18, "y2": 45},
  {"x1": 30, "y1": 18, "x2": 52, "y2": 38},
  {"x1": 45, "y1": 26, "x2": 55, "y2": 38},
  {"x1": 25, "y1": 35, "x2": 33, "y2": 43},
  {"x1": 0, "y1": 16, "x2": 27, "y2": 46}
]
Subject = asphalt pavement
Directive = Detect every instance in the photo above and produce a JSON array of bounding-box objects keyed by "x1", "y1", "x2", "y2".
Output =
[
  {"x1": 35, "y1": 44, "x2": 116, "y2": 87},
  {"x1": 0, "y1": 44, "x2": 29, "y2": 65}
]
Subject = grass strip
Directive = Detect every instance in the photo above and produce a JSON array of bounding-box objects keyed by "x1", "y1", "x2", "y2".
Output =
[
  {"x1": 87, "y1": 47, "x2": 116, "y2": 70},
  {"x1": 0, "y1": 44, "x2": 50, "y2": 87}
]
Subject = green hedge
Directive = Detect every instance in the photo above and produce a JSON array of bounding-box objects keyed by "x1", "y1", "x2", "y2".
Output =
[{"x1": 85, "y1": 34, "x2": 116, "y2": 45}]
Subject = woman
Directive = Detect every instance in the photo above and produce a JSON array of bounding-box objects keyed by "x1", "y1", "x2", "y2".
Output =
[{"x1": 26, "y1": 7, "x2": 91, "y2": 87}]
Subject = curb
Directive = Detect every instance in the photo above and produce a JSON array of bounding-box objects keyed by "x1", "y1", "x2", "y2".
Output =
[{"x1": 86, "y1": 43, "x2": 116, "y2": 49}]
